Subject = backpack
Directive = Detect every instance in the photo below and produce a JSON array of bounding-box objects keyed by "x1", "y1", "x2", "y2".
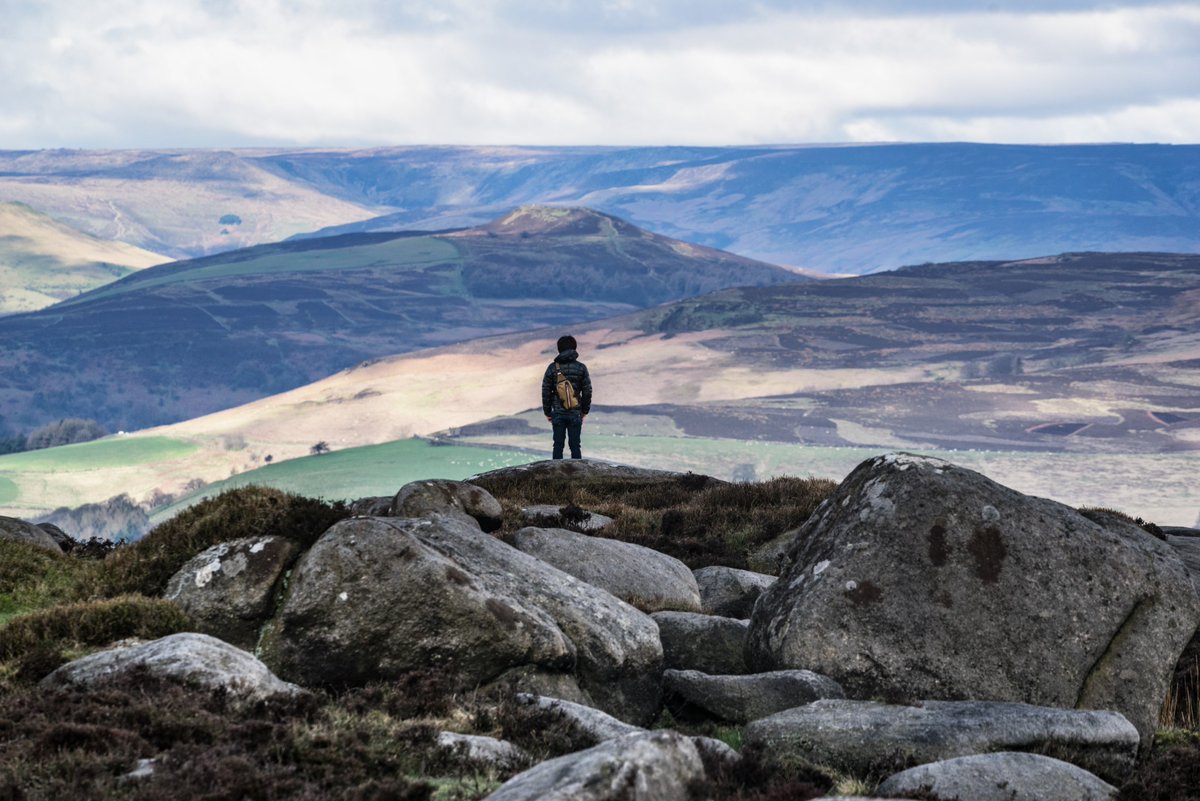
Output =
[{"x1": 555, "y1": 365, "x2": 580, "y2": 411}]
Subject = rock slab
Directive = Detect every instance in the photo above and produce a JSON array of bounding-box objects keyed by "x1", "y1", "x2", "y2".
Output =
[
  {"x1": 505, "y1": 526, "x2": 701, "y2": 613},
  {"x1": 877, "y1": 752, "x2": 1117, "y2": 801},
  {"x1": 742, "y1": 698, "x2": 1139, "y2": 784},
  {"x1": 748, "y1": 452, "x2": 1200, "y2": 746},
  {"x1": 693, "y1": 565, "x2": 775, "y2": 618},
  {"x1": 0, "y1": 515, "x2": 61, "y2": 552},
  {"x1": 390, "y1": 479, "x2": 504, "y2": 532},
  {"x1": 40, "y1": 632, "x2": 304, "y2": 705},
  {"x1": 482, "y1": 731, "x2": 704, "y2": 801},
  {"x1": 663, "y1": 668, "x2": 844, "y2": 723},
  {"x1": 653, "y1": 611, "x2": 750, "y2": 675}
]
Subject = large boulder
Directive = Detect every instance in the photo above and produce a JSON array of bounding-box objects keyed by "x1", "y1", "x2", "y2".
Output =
[
  {"x1": 747, "y1": 453, "x2": 1200, "y2": 746},
  {"x1": 40, "y1": 633, "x2": 304, "y2": 705},
  {"x1": 693, "y1": 565, "x2": 775, "y2": 618},
  {"x1": 263, "y1": 514, "x2": 663, "y2": 725},
  {"x1": 472, "y1": 459, "x2": 722, "y2": 486},
  {"x1": 652, "y1": 611, "x2": 750, "y2": 675},
  {"x1": 389, "y1": 479, "x2": 504, "y2": 531},
  {"x1": 663, "y1": 668, "x2": 844, "y2": 723},
  {"x1": 436, "y1": 732, "x2": 531, "y2": 773},
  {"x1": 482, "y1": 731, "x2": 705, "y2": 801},
  {"x1": 0, "y1": 515, "x2": 62, "y2": 552},
  {"x1": 520, "y1": 505, "x2": 614, "y2": 533},
  {"x1": 163, "y1": 536, "x2": 301, "y2": 650},
  {"x1": 742, "y1": 699, "x2": 1139, "y2": 784},
  {"x1": 876, "y1": 752, "x2": 1117, "y2": 801},
  {"x1": 503, "y1": 526, "x2": 701, "y2": 613},
  {"x1": 37, "y1": 522, "x2": 75, "y2": 552}
]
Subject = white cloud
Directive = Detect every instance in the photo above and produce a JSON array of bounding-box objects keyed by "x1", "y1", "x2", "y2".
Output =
[{"x1": 0, "y1": 0, "x2": 1196, "y2": 147}]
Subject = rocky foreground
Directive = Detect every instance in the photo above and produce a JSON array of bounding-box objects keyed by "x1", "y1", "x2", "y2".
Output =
[{"x1": 3, "y1": 454, "x2": 1200, "y2": 800}]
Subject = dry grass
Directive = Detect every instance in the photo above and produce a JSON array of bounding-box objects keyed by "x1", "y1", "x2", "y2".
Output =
[{"x1": 474, "y1": 471, "x2": 837, "y2": 570}]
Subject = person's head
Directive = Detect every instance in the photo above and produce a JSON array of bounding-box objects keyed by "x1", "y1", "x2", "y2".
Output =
[{"x1": 556, "y1": 335, "x2": 577, "y2": 353}]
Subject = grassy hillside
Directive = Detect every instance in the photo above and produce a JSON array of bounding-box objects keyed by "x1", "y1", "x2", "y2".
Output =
[
  {"x1": 0, "y1": 202, "x2": 167, "y2": 314},
  {"x1": 0, "y1": 206, "x2": 798, "y2": 432}
]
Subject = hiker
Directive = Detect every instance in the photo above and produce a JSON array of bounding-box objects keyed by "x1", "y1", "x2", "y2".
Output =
[{"x1": 542, "y1": 335, "x2": 592, "y2": 459}]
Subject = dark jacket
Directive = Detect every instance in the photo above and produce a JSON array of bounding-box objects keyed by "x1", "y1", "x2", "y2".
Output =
[{"x1": 542, "y1": 350, "x2": 592, "y2": 416}]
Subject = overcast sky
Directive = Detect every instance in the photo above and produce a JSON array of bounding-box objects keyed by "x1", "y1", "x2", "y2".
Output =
[{"x1": 1, "y1": 0, "x2": 1197, "y2": 148}]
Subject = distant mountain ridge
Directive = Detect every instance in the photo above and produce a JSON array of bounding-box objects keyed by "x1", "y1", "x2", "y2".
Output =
[
  {"x1": 0, "y1": 202, "x2": 167, "y2": 314},
  {"x1": 0, "y1": 206, "x2": 798, "y2": 433},
  {"x1": 2, "y1": 144, "x2": 1198, "y2": 272}
]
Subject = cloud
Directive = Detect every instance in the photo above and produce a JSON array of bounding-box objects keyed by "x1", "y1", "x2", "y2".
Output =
[{"x1": 0, "y1": 0, "x2": 1196, "y2": 147}]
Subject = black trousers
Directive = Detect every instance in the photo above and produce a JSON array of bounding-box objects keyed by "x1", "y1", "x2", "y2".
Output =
[{"x1": 551, "y1": 410, "x2": 583, "y2": 459}]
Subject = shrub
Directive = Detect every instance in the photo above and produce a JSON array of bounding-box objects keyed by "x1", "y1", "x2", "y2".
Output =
[
  {"x1": 1120, "y1": 735, "x2": 1200, "y2": 800},
  {"x1": 0, "y1": 539, "x2": 95, "y2": 621},
  {"x1": 0, "y1": 672, "x2": 435, "y2": 801},
  {"x1": 96, "y1": 486, "x2": 349, "y2": 598},
  {"x1": 0, "y1": 595, "x2": 191, "y2": 663},
  {"x1": 25, "y1": 418, "x2": 107, "y2": 451}
]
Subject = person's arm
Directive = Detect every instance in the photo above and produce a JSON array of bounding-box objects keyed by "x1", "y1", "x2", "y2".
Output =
[
  {"x1": 580, "y1": 364, "x2": 592, "y2": 416},
  {"x1": 542, "y1": 364, "x2": 554, "y2": 419}
]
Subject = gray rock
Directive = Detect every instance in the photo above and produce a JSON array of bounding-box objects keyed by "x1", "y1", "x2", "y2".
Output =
[
  {"x1": 164, "y1": 536, "x2": 301, "y2": 650},
  {"x1": 1167, "y1": 534, "x2": 1200, "y2": 596},
  {"x1": 487, "y1": 667, "x2": 594, "y2": 708},
  {"x1": 0, "y1": 514, "x2": 62, "y2": 552},
  {"x1": 663, "y1": 668, "x2": 844, "y2": 723},
  {"x1": 505, "y1": 526, "x2": 701, "y2": 613},
  {"x1": 36, "y1": 522, "x2": 75, "y2": 552},
  {"x1": 119, "y1": 758, "x2": 158, "y2": 784},
  {"x1": 471, "y1": 459, "x2": 723, "y2": 486},
  {"x1": 742, "y1": 698, "x2": 1139, "y2": 784},
  {"x1": 482, "y1": 730, "x2": 704, "y2": 801},
  {"x1": 747, "y1": 453, "x2": 1200, "y2": 747},
  {"x1": 877, "y1": 752, "x2": 1118, "y2": 801},
  {"x1": 652, "y1": 611, "x2": 750, "y2": 675},
  {"x1": 693, "y1": 565, "x2": 775, "y2": 618},
  {"x1": 521, "y1": 505, "x2": 614, "y2": 532},
  {"x1": 515, "y1": 694, "x2": 645, "y2": 744},
  {"x1": 436, "y1": 732, "x2": 531, "y2": 772},
  {"x1": 263, "y1": 514, "x2": 663, "y2": 725},
  {"x1": 348, "y1": 496, "x2": 391, "y2": 516},
  {"x1": 261, "y1": 516, "x2": 572, "y2": 690},
  {"x1": 40, "y1": 633, "x2": 304, "y2": 705},
  {"x1": 747, "y1": 527, "x2": 797, "y2": 575},
  {"x1": 390, "y1": 479, "x2": 504, "y2": 532}
]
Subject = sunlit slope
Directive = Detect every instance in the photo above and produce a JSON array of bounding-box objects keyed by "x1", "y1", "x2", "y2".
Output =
[
  {"x1": 0, "y1": 150, "x2": 380, "y2": 258},
  {"x1": 0, "y1": 202, "x2": 168, "y2": 314}
]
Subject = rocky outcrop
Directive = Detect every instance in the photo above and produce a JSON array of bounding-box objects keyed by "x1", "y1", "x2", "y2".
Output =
[
  {"x1": 693, "y1": 565, "x2": 775, "y2": 618},
  {"x1": 40, "y1": 633, "x2": 304, "y2": 705},
  {"x1": 36, "y1": 522, "x2": 75, "y2": 552},
  {"x1": 389, "y1": 479, "x2": 504, "y2": 531},
  {"x1": 742, "y1": 698, "x2": 1139, "y2": 784},
  {"x1": 652, "y1": 612, "x2": 750, "y2": 675},
  {"x1": 504, "y1": 526, "x2": 701, "y2": 613},
  {"x1": 472, "y1": 459, "x2": 722, "y2": 487},
  {"x1": 263, "y1": 514, "x2": 663, "y2": 725},
  {"x1": 876, "y1": 752, "x2": 1118, "y2": 801},
  {"x1": 0, "y1": 514, "x2": 62, "y2": 552},
  {"x1": 163, "y1": 536, "x2": 300, "y2": 650},
  {"x1": 748, "y1": 453, "x2": 1200, "y2": 746},
  {"x1": 482, "y1": 731, "x2": 705, "y2": 801},
  {"x1": 663, "y1": 668, "x2": 844, "y2": 723}
]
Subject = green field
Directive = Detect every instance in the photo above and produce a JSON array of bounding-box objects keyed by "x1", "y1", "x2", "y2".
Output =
[
  {"x1": 149, "y1": 438, "x2": 538, "y2": 525},
  {"x1": 0, "y1": 436, "x2": 198, "y2": 472},
  {"x1": 0, "y1": 477, "x2": 17, "y2": 504}
]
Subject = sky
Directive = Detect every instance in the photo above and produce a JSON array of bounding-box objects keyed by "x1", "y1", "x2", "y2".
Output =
[{"x1": 1, "y1": 0, "x2": 1197, "y2": 148}]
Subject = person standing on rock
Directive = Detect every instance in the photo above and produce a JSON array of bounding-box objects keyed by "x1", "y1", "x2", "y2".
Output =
[{"x1": 542, "y1": 335, "x2": 592, "y2": 459}]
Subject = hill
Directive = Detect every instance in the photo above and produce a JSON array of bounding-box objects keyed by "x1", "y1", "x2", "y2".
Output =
[
  {"x1": 3, "y1": 144, "x2": 1199, "y2": 271},
  {"x1": 0, "y1": 149, "x2": 380, "y2": 258},
  {"x1": 0, "y1": 206, "x2": 799, "y2": 432},
  {"x1": 0, "y1": 202, "x2": 168, "y2": 314},
  {"x1": 1, "y1": 251, "x2": 1196, "y2": 531}
]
